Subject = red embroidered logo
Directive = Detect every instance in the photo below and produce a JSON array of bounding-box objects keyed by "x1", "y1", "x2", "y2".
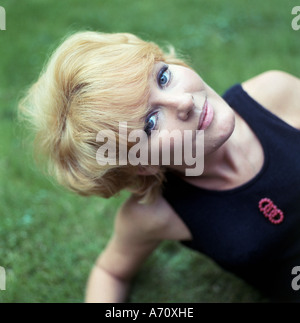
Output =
[{"x1": 258, "y1": 198, "x2": 284, "y2": 224}]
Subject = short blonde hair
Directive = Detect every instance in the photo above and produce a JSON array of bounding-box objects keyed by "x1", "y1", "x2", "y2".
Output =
[{"x1": 19, "y1": 31, "x2": 188, "y2": 203}]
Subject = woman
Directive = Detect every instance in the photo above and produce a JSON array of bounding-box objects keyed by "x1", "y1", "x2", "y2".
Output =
[{"x1": 19, "y1": 31, "x2": 300, "y2": 302}]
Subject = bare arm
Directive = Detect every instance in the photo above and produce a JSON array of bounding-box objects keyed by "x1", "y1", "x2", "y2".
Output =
[
  {"x1": 85, "y1": 235, "x2": 160, "y2": 303},
  {"x1": 84, "y1": 196, "x2": 162, "y2": 303},
  {"x1": 85, "y1": 263, "x2": 130, "y2": 303}
]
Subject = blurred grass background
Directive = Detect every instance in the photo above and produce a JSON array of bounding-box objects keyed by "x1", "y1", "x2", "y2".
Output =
[{"x1": 0, "y1": 0, "x2": 299, "y2": 303}]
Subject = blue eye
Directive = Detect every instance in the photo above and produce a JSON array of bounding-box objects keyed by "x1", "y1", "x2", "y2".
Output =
[
  {"x1": 157, "y1": 65, "x2": 171, "y2": 88},
  {"x1": 144, "y1": 112, "x2": 158, "y2": 136}
]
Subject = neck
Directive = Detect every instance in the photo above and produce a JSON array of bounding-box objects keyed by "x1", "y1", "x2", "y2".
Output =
[
  {"x1": 169, "y1": 134, "x2": 242, "y2": 188},
  {"x1": 168, "y1": 113, "x2": 263, "y2": 190},
  {"x1": 176, "y1": 114, "x2": 258, "y2": 189},
  {"x1": 195, "y1": 115, "x2": 260, "y2": 189},
  {"x1": 202, "y1": 139, "x2": 239, "y2": 181}
]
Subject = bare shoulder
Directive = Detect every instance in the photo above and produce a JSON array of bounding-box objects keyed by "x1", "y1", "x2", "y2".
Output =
[
  {"x1": 242, "y1": 70, "x2": 300, "y2": 100},
  {"x1": 116, "y1": 194, "x2": 192, "y2": 241},
  {"x1": 242, "y1": 70, "x2": 300, "y2": 128}
]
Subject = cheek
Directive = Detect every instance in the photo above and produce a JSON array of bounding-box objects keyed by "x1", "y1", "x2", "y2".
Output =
[
  {"x1": 190, "y1": 72, "x2": 206, "y2": 92},
  {"x1": 202, "y1": 87, "x2": 235, "y2": 147},
  {"x1": 206, "y1": 85, "x2": 235, "y2": 129},
  {"x1": 204, "y1": 106, "x2": 235, "y2": 154}
]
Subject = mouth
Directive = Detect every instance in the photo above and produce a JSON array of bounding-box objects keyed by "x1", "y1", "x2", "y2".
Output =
[{"x1": 197, "y1": 98, "x2": 214, "y2": 131}]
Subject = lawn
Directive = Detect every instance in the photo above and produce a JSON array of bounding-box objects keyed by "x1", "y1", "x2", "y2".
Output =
[{"x1": 0, "y1": 0, "x2": 299, "y2": 303}]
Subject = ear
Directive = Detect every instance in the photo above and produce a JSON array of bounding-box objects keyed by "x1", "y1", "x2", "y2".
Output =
[{"x1": 136, "y1": 165, "x2": 160, "y2": 176}]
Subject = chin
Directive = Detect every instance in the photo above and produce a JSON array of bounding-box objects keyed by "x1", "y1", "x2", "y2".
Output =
[
  {"x1": 221, "y1": 109, "x2": 235, "y2": 137},
  {"x1": 204, "y1": 108, "x2": 235, "y2": 155}
]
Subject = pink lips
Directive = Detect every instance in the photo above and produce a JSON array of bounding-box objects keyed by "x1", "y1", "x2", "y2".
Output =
[{"x1": 197, "y1": 99, "x2": 214, "y2": 130}]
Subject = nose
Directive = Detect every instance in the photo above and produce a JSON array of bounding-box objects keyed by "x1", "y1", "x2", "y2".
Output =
[
  {"x1": 176, "y1": 93, "x2": 194, "y2": 120},
  {"x1": 150, "y1": 91, "x2": 195, "y2": 120},
  {"x1": 161, "y1": 93, "x2": 194, "y2": 120}
]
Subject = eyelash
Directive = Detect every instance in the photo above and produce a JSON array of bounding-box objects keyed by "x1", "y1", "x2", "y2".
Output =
[
  {"x1": 157, "y1": 64, "x2": 172, "y2": 88},
  {"x1": 144, "y1": 65, "x2": 172, "y2": 135},
  {"x1": 144, "y1": 111, "x2": 159, "y2": 136}
]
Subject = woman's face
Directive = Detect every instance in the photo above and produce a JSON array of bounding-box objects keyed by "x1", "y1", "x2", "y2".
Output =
[{"x1": 143, "y1": 62, "x2": 235, "y2": 172}]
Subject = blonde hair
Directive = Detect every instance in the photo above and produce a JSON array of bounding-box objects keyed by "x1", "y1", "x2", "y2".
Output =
[{"x1": 19, "y1": 31, "x2": 188, "y2": 204}]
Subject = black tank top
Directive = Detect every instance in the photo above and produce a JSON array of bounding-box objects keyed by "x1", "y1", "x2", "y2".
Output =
[{"x1": 163, "y1": 84, "x2": 300, "y2": 301}]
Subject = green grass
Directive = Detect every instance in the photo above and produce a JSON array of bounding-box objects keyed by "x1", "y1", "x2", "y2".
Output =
[{"x1": 0, "y1": 0, "x2": 299, "y2": 303}]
